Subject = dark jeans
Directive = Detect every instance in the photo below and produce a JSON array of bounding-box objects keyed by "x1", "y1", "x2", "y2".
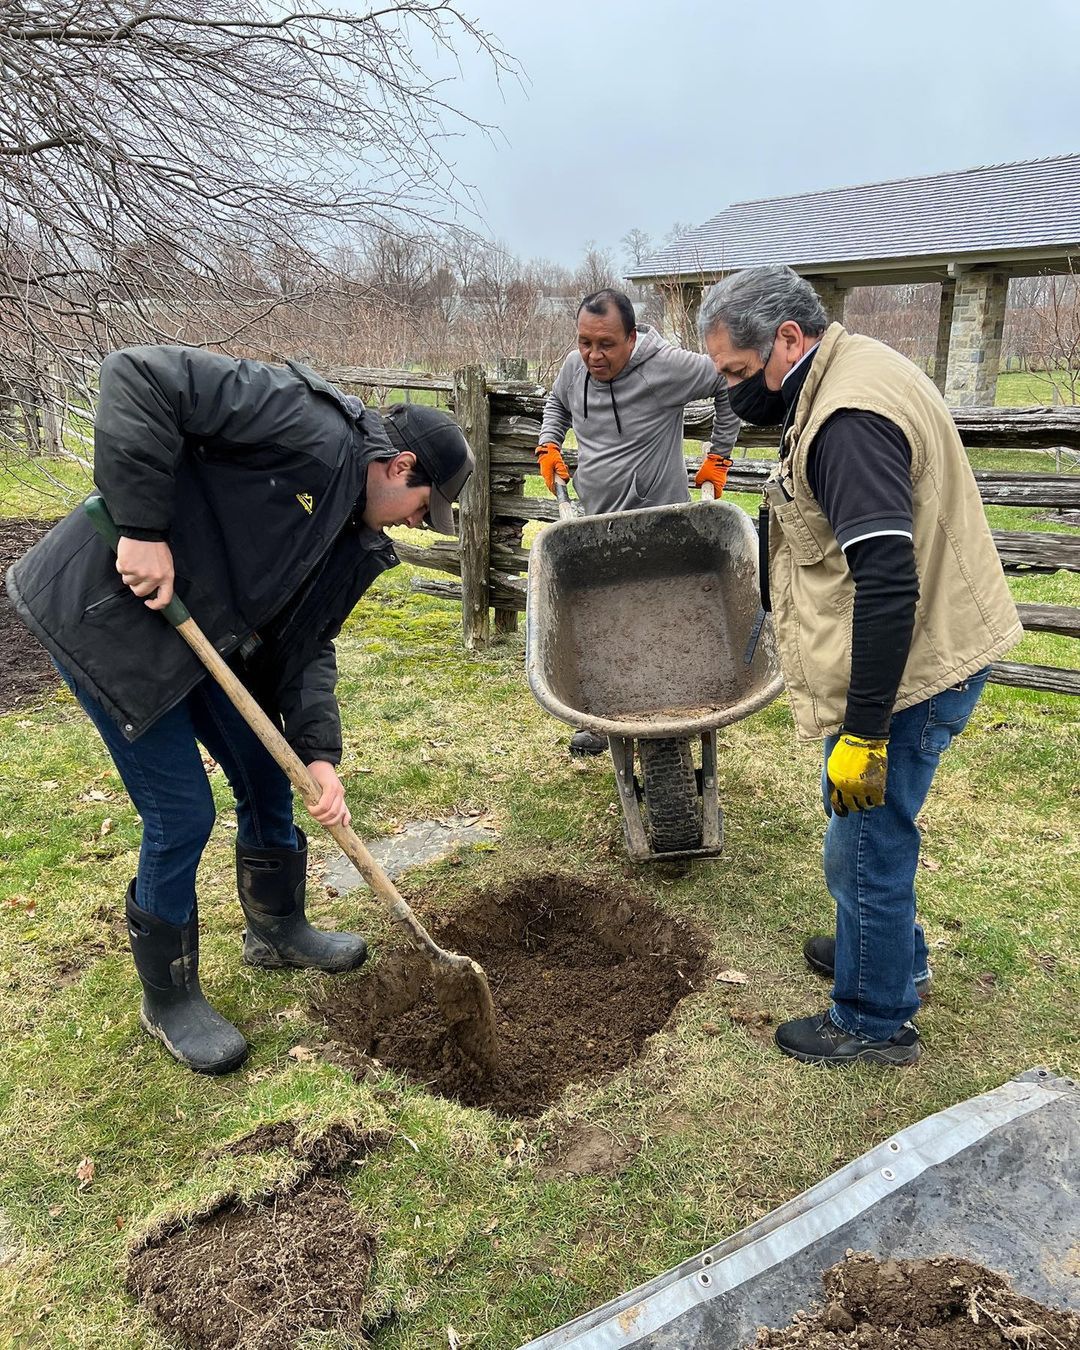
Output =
[
  {"x1": 822, "y1": 669, "x2": 990, "y2": 1041},
  {"x1": 57, "y1": 665, "x2": 295, "y2": 925}
]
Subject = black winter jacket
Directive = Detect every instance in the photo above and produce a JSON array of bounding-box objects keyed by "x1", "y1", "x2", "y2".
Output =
[{"x1": 5, "y1": 346, "x2": 399, "y2": 763}]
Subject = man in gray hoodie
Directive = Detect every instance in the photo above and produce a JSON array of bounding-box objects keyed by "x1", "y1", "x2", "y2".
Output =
[{"x1": 535, "y1": 288, "x2": 740, "y2": 753}]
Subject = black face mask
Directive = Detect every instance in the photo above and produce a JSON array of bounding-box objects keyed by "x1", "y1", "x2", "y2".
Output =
[{"x1": 728, "y1": 365, "x2": 787, "y2": 425}]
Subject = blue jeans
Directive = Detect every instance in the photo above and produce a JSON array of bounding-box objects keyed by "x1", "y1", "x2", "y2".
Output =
[
  {"x1": 57, "y1": 666, "x2": 296, "y2": 925},
  {"x1": 822, "y1": 669, "x2": 990, "y2": 1041}
]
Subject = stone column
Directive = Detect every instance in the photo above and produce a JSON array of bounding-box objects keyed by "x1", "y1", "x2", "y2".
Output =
[
  {"x1": 932, "y1": 279, "x2": 956, "y2": 392},
  {"x1": 809, "y1": 277, "x2": 846, "y2": 326},
  {"x1": 944, "y1": 268, "x2": 1008, "y2": 406}
]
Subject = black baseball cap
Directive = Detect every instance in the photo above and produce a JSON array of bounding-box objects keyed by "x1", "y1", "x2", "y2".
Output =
[{"x1": 383, "y1": 404, "x2": 475, "y2": 535}]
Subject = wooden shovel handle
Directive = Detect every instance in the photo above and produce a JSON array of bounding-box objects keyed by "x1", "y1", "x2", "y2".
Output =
[{"x1": 174, "y1": 618, "x2": 459, "y2": 966}]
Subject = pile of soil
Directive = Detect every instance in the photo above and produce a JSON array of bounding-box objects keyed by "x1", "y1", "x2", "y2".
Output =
[
  {"x1": 0, "y1": 518, "x2": 58, "y2": 713},
  {"x1": 750, "y1": 1252, "x2": 1080, "y2": 1348},
  {"x1": 128, "y1": 1123, "x2": 387, "y2": 1350},
  {"x1": 314, "y1": 873, "x2": 707, "y2": 1116}
]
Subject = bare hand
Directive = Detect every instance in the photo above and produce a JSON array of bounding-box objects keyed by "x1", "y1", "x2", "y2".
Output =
[
  {"x1": 116, "y1": 537, "x2": 175, "y2": 610},
  {"x1": 306, "y1": 760, "x2": 351, "y2": 828}
]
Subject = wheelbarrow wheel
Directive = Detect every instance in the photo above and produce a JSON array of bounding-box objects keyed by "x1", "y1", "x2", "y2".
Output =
[{"x1": 639, "y1": 737, "x2": 702, "y2": 854}]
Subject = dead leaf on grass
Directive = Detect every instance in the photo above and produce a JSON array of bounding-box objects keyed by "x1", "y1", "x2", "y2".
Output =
[
  {"x1": 74, "y1": 1157, "x2": 95, "y2": 1187},
  {"x1": 447, "y1": 1328, "x2": 464, "y2": 1349},
  {"x1": 287, "y1": 1045, "x2": 316, "y2": 1062},
  {"x1": 715, "y1": 969, "x2": 749, "y2": 985},
  {"x1": 99, "y1": 818, "x2": 113, "y2": 837},
  {"x1": 48, "y1": 1205, "x2": 63, "y2": 1218},
  {"x1": 920, "y1": 855, "x2": 942, "y2": 872},
  {"x1": 973, "y1": 972, "x2": 998, "y2": 1001}
]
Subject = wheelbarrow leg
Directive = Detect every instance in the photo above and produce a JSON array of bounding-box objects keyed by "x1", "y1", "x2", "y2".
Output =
[
  {"x1": 700, "y1": 729, "x2": 723, "y2": 851},
  {"x1": 609, "y1": 735, "x2": 651, "y2": 862}
]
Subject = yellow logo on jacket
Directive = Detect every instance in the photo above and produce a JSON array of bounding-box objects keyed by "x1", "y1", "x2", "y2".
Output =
[{"x1": 296, "y1": 493, "x2": 314, "y2": 514}]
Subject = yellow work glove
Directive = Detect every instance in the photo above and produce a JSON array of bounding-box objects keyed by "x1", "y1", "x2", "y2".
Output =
[
  {"x1": 826, "y1": 735, "x2": 888, "y2": 816},
  {"x1": 534, "y1": 443, "x2": 570, "y2": 495}
]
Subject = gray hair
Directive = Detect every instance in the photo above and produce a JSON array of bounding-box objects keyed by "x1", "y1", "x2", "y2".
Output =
[{"x1": 698, "y1": 264, "x2": 828, "y2": 357}]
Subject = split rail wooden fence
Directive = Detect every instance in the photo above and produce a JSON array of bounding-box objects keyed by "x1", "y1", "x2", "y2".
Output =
[{"x1": 326, "y1": 364, "x2": 1080, "y2": 698}]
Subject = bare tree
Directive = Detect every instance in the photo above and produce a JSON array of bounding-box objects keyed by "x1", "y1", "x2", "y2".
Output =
[
  {"x1": 0, "y1": 0, "x2": 513, "y2": 463},
  {"x1": 1017, "y1": 266, "x2": 1080, "y2": 404},
  {"x1": 574, "y1": 241, "x2": 619, "y2": 296},
  {"x1": 620, "y1": 227, "x2": 654, "y2": 271},
  {"x1": 845, "y1": 283, "x2": 938, "y2": 370}
]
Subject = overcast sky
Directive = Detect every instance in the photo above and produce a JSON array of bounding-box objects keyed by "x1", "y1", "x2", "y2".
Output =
[{"x1": 432, "y1": 0, "x2": 1080, "y2": 271}]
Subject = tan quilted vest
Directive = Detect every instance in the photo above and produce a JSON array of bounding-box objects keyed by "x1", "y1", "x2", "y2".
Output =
[{"x1": 766, "y1": 324, "x2": 1021, "y2": 740}]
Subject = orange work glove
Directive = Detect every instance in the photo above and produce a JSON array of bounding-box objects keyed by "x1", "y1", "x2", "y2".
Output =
[
  {"x1": 695, "y1": 451, "x2": 733, "y2": 496},
  {"x1": 534, "y1": 442, "x2": 570, "y2": 495}
]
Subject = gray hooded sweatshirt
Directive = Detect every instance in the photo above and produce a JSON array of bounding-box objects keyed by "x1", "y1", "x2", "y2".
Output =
[{"x1": 538, "y1": 324, "x2": 739, "y2": 515}]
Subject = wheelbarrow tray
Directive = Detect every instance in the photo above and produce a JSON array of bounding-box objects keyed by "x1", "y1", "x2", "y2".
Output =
[
  {"x1": 526, "y1": 499, "x2": 782, "y2": 740},
  {"x1": 519, "y1": 1068, "x2": 1080, "y2": 1349}
]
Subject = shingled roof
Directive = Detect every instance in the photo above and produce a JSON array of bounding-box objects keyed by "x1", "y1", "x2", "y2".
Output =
[{"x1": 628, "y1": 155, "x2": 1080, "y2": 282}]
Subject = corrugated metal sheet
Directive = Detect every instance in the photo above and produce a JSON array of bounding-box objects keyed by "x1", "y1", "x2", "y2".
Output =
[{"x1": 629, "y1": 155, "x2": 1080, "y2": 279}]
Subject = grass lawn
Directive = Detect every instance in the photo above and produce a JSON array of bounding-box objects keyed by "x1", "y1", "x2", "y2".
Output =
[
  {"x1": 995, "y1": 368, "x2": 1080, "y2": 407},
  {"x1": 0, "y1": 380, "x2": 1078, "y2": 1347}
]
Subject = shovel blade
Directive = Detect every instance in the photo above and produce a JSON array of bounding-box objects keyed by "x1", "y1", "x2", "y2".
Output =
[{"x1": 432, "y1": 959, "x2": 500, "y2": 1076}]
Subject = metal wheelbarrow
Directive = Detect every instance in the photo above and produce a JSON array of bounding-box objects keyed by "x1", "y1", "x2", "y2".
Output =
[{"x1": 526, "y1": 482, "x2": 783, "y2": 862}]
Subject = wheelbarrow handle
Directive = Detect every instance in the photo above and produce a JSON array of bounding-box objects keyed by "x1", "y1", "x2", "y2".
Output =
[
  {"x1": 554, "y1": 479, "x2": 577, "y2": 521},
  {"x1": 699, "y1": 441, "x2": 716, "y2": 501}
]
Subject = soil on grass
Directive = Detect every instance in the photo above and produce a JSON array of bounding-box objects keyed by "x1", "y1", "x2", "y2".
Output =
[
  {"x1": 750, "y1": 1252, "x2": 1080, "y2": 1348},
  {"x1": 535, "y1": 1121, "x2": 642, "y2": 1180},
  {"x1": 0, "y1": 518, "x2": 59, "y2": 714},
  {"x1": 128, "y1": 1124, "x2": 387, "y2": 1350},
  {"x1": 313, "y1": 873, "x2": 708, "y2": 1117}
]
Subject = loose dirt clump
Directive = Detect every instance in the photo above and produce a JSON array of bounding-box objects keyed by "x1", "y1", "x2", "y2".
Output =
[
  {"x1": 535, "y1": 1121, "x2": 642, "y2": 1181},
  {"x1": 750, "y1": 1252, "x2": 1080, "y2": 1348},
  {"x1": 0, "y1": 518, "x2": 59, "y2": 714},
  {"x1": 313, "y1": 873, "x2": 707, "y2": 1116},
  {"x1": 128, "y1": 1124, "x2": 387, "y2": 1349}
]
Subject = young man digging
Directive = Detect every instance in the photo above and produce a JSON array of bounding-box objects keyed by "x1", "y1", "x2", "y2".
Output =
[{"x1": 7, "y1": 345, "x2": 473, "y2": 1075}]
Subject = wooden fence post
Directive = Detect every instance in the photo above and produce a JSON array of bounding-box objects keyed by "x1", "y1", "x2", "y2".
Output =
[
  {"x1": 455, "y1": 364, "x2": 491, "y2": 649},
  {"x1": 492, "y1": 355, "x2": 529, "y2": 635},
  {"x1": 497, "y1": 356, "x2": 528, "y2": 381}
]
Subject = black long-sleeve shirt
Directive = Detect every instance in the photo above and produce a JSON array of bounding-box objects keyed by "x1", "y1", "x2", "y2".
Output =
[{"x1": 782, "y1": 354, "x2": 920, "y2": 739}]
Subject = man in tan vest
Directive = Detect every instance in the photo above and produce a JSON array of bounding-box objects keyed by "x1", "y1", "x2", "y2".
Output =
[{"x1": 698, "y1": 265, "x2": 1021, "y2": 1067}]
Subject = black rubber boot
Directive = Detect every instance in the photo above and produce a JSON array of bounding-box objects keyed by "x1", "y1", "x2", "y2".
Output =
[
  {"x1": 236, "y1": 828, "x2": 368, "y2": 973},
  {"x1": 569, "y1": 729, "x2": 607, "y2": 757},
  {"x1": 125, "y1": 882, "x2": 248, "y2": 1075}
]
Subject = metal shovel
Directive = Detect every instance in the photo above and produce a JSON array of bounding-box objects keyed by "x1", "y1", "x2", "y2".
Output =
[{"x1": 85, "y1": 495, "x2": 500, "y2": 1074}]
